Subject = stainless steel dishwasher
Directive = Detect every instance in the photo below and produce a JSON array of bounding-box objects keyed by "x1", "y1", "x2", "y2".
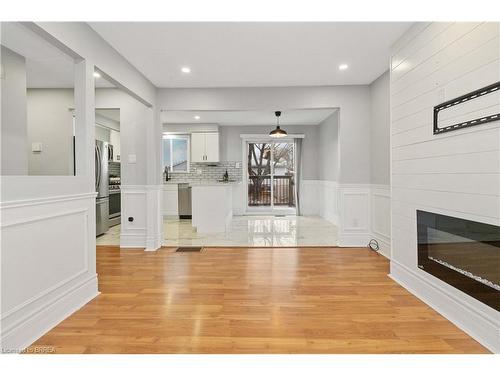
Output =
[{"x1": 178, "y1": 183, "x2": 192, "y2": 219}]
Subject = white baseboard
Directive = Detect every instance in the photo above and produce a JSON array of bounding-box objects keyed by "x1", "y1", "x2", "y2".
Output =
[
  {"x1": 371, "y1": 233, "x2": 391, "y2": 259},
  {"x1": 145, "y1": 234, "x2": 163, "y2": 251},
  {"x1": 337, "y1": 233, "x2": 371, "y2": 247},
  {"x1": 1, "y1": 275, "x2": 98, "y2": 352},
  {"x1": 120, "y1": 233, "x2": 146, "y2": 248},
  {"x1": 121, "y1": 184, "x2": 162, "y2": 251},
  {"x1": 390, "y1": 260, "x2": 500, "y2": 353}
]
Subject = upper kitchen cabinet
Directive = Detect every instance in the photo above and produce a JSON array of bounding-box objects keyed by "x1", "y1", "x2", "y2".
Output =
[{"x1": 191, "y1": 132, "x2": 219, "y2": 163}]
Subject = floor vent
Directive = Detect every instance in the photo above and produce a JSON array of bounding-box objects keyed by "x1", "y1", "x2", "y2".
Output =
[
  {"x1": 274, "y1": 214, "x2": 286, "y2": 217},
  {"x1": 176, "y1": 247, "x2": 203, "y2": 253}
]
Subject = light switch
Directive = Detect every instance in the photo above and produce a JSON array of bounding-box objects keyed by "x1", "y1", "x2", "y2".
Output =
[
  {"x1": 31, "y1": 142, "x2": 42, "y2": 153},
  {"x1": 128, "y1": 154, "x2": 137, "y2": 164}
]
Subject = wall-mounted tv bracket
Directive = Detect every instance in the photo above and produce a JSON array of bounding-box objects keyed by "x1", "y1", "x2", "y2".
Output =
[{"x1": 433, "y1": 81, "x2": 500, "y2": 135}]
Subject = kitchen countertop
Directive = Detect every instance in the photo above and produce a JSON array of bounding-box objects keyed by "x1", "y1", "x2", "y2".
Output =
[{"x1": 163, "y1": 180, "x2": 242, "y2": 186}]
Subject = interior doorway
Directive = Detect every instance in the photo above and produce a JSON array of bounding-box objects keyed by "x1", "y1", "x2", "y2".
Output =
[{"x1": 246, "y1": 140, "x2": 296, "y2": 214}]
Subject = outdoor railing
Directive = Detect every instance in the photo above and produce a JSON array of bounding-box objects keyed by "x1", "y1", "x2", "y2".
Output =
[{"x1": 248, "y1": 175, "x2": 294, "y2": 207}]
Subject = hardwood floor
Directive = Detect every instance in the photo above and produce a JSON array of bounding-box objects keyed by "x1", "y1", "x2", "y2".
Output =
[{"x1": 29, "y1": 246, "x2": 489, "y2": 354}]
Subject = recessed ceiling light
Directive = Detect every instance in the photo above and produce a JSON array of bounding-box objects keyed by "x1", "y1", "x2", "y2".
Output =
[
  {"x1": 181, "y1": 67, "x2": 191, "y2": 74},
  {"x1": 338, "y1": 64, "x2": 349, "y2": 71},
  {"x1": 93, "y1": 72, "x2": 101, "y2": 78},
  {"x1": 194, "y1": 115, "x2": 200, "y2": 120}
]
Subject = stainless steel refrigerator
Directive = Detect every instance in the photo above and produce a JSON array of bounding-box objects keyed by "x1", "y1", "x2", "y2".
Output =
[{"x1": 95, "y1": 140, "x2": 110, "y2": 236}]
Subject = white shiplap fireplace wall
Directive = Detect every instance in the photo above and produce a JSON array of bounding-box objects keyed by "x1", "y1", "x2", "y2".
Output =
[{"x1": 389, "y1": 22, "x2": 500, "y2": 353}]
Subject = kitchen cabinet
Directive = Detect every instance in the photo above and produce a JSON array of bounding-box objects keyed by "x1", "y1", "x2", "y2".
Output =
[
  {"x1": 191, "y1": 183, "x2": 233, "y2": 233},
  {"x1": 162, "y1": 184, "x2": 179, "y2": 217},
  {"x1": 191, "y1": 132, "x2": 219, "y2": 162}
]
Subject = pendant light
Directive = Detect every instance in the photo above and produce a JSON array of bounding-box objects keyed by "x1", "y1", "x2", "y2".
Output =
[{"x1": 269, "y1": 110, "x2": 287, "y2": 138}]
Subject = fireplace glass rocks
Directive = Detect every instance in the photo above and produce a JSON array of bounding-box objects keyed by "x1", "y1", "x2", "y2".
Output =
[{"x1": 417, "y1": 210, "x2": 500, "y2": 311}]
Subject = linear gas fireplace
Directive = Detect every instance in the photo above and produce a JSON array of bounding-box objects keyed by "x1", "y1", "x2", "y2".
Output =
[{"x1": 417, "y1": 210, "x2": 500, "y2": 311}]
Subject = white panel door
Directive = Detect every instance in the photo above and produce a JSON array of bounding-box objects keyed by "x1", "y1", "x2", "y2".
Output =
[
  {"x1": 191, "y1": 133, "x2": 206, "y2": 162},
  {"x1": 204, "y1": 132, "x2": 219, "y2": 162}
]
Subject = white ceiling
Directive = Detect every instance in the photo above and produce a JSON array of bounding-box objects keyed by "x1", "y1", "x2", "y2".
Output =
[
  {"x1": 96, "y1": 108, "x2": 120, "y2": 123},
  {"x1": 162, "y1": 108, "x2": 337, "y2": 126},
  {"x1": 89, "y1": 22, "x2": 411, "y2": 88},
  {"x1": 1, "y1": 22, "x2": 114, "y2": 88}
]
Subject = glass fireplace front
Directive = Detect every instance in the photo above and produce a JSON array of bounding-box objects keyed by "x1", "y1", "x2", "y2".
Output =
[{"x1": 417, "y1": 210, "x2": 500, "y2": 311}]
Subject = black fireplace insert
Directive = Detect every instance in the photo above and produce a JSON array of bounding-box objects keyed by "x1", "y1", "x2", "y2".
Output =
[{"x1": 417, "y1": 210, "x2": 500, "y2": 311}]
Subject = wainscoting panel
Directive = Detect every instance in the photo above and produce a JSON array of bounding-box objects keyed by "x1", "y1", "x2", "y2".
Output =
[
  {"x1": 121, "y1": 185, "x2": 163, "y2": 250},
  {"x1": 301, "y1": 181, "x2": 390, "y2": 251},
  {"x1": 319, "y1": 181, "x2": 339, "y2": 225},
  {"x1": 120, "y1": 185, "x2": 148, "y2": 248},
  {"x1": 337, "y1": 184, "x2": 371, "y2": 247},
  {"x1": 0, "y1": 193, "x2": 98, "y2": 351},
  {"x1": 145, "y1": 185, "x2": 163, "y2": 251},
  {"x1": 299, "y1": 180, "x2": 320, "y2": 216},
  {"x1": 371, "y1": 185, "x2": 391, "y2": 258}
]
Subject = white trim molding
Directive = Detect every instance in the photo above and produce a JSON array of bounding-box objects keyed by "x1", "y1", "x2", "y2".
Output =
[
  {"x1": 120, "y1": 184, "x2": 162, "y2": 250},
  {"x1": 145, "y1": 185, "x2": 163, "y2": 251},
  {"x1": 337, "y1": 184, "x2": 371, "y2": 247},
  {"x1": 240, "y1": 134, "x2": 306, "y2": 139},
  {"x1": 299, "y1": 181, "x2": 391, "y2": 251},
  {"x1": 0, "y1": 192, "x2": 97, "y2": 210},
  {"x1": 390, "y1": 260, "x2": 500, "y2": 353},
  {"x1": 1, "y1": 275, "x2": 98, "y2": 352},
  {"x1": 370, "y1": 184, "x2": 391, "y2": 258},
  {"x1": 0, "y1": 192, "x2": 98, "y2": 351}
]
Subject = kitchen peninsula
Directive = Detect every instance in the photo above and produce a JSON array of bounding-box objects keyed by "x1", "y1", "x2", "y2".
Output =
[
  {"x1": 191, "y1": 181, "x2": 238, "y2": 233},
  {"x1": 163, "y1": 180, "x2": 242, "y2": 233}
]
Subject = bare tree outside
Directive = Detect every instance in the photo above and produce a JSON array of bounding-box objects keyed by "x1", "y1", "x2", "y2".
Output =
[{"x1": 247, "y1": 142, "x2": 295, "y2": 207}]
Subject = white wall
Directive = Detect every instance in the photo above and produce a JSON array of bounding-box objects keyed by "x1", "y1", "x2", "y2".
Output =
[
  {"x1": 158, "y1": 86, "x2": 371, "y2": 184},
  {"x1": 370, "y1": 71, "x2": 390, "y2": 185},
  {"x1": 27, "y1": 89, "x2": 75, "y2": 175},
  {"x1": 219, "y1": 125, "x2": 320, "y2": 180},
  {"x1": 158, "y1": 86, "x2": 371, "y2": 245},
  {"x1": 389, "y1": 22, "x2": 500, "y2": 353},
  {"x1": 95, "y1": 125, "x2": 110, "y2": 142},
  {"x1": 1, "y1": 46, "x2": 28, "y2": 175},
  {"x1": 95, "y1": 88, "x2": 158, "y2": 248},
  {"x1": 1, "y1": 21, "x2": 159, "y2": 351},
  {"x1": 95, "y1": 89, "x2": 149, "y2": 185},
  {"x1": 369, "y1": 71, "x2": 391, "y2": 257},
  {"x1": 318, "y1": 110, "x2": 340, "y2": 182}
]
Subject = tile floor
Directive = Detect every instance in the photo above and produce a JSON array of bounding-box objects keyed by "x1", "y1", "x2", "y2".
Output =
[
  {"x1": 96, "y1": 215, "x2": 338, "y2": 247},
  {"x1": 164, "y1": 215, "x2": 338, "y2": 247},
  {"x1": 96, "y1": 224, "x2": 121, "y2": 246}
]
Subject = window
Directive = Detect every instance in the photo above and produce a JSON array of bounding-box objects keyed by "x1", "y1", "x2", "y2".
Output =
[{"x1": 162, "y1": 134, "x2": 189, "y2": 172}]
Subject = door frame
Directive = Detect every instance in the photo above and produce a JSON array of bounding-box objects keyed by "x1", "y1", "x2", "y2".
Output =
[{"x1": 241, "y1": 134, "x2": 304, "y2": 215}]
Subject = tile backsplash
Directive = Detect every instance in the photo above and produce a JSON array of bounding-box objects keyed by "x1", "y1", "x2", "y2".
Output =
[{"x1": 165, "y1": 161, "x2": 242, "y2": 183}]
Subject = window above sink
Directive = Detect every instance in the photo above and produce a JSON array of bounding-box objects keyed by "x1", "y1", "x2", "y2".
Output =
[{"x1": 162, "y1": 134, "x2": 190, "y2": 173}]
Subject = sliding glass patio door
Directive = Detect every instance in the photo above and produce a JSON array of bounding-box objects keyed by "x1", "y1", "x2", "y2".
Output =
[{"x1": 246, "y1": 140, "x2": 296, "y2": 213}]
